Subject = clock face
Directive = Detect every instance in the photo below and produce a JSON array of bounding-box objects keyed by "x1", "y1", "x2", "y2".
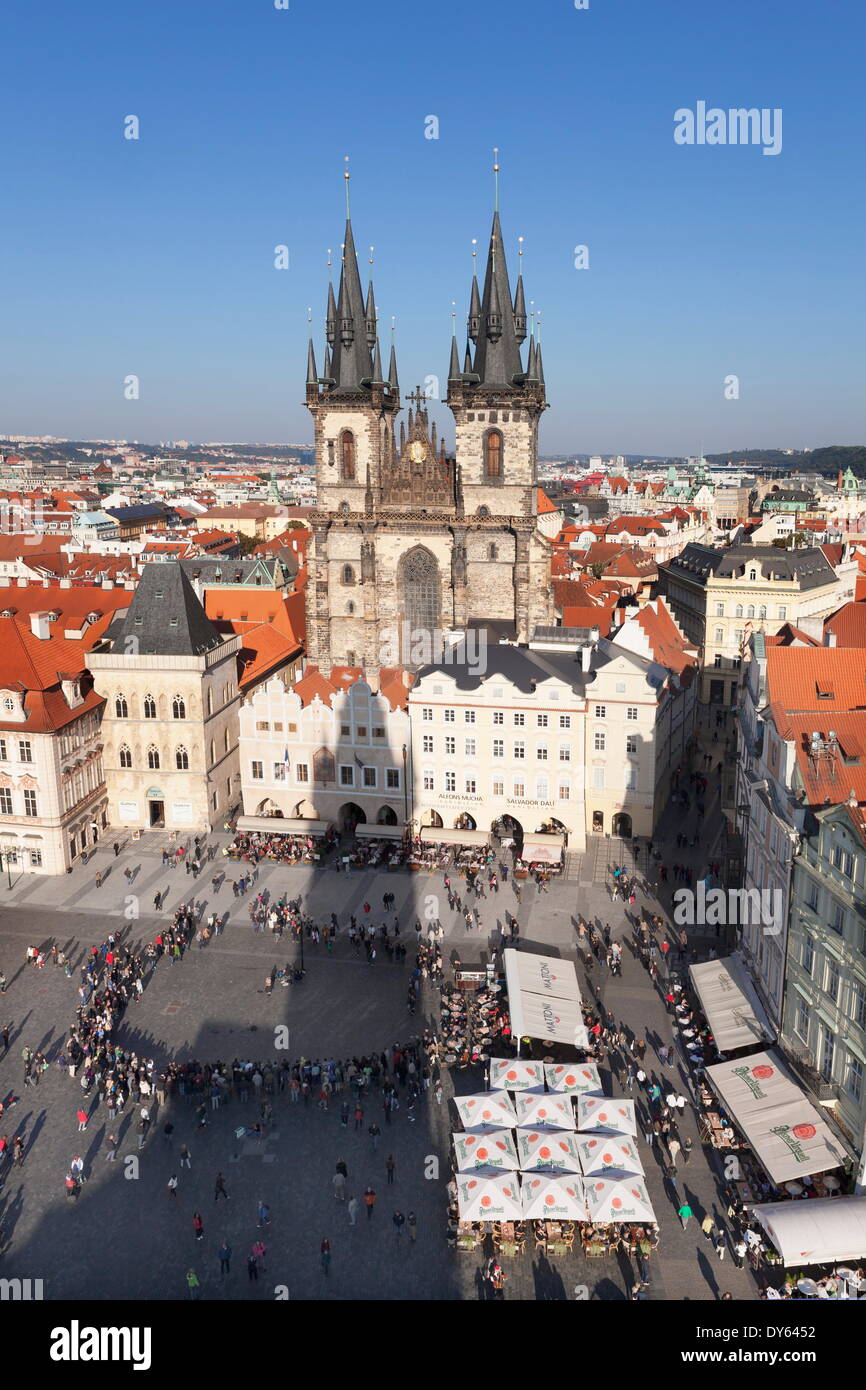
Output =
[{"x1": 409, "y1": 440, "x2": 425, "y2": 463}]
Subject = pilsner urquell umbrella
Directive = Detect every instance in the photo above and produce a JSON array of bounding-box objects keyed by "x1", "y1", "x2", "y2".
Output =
[
  {"x1": 453, "y1": 1090, "x2": 517, "y2": 1131},
  {"x1": 521, "y1": 1173, "x2": 587, "y2": 1221},
  {"x1": 584, "y1": 1176, "x2": 656, "y2": 1224},
  {"x1": 453, "y1": 1129, "x2": 520, "y2": 1172},
  {"x1": 576, "y1": 1095, "x2": 638, "y2": 1137},
  {"x1": 516, "y1": 1128, "x2": 583, "y2": 1174},
  {"x1": 544, "y1": 1062, "x2": 603, "y2": 1096},
  {"x1": 489, "y1": 1058, "x2": 545, "y2": 1091},
  {"x1": 514, "y1": 1090, "x2": 576, "y2": 1131},
  {"x1": 576, "y1": 1134, "x2": 645, "y2": 1177},
  {"x1": 457, "y1": 1171, "x2": 523, "y2": 1222}
]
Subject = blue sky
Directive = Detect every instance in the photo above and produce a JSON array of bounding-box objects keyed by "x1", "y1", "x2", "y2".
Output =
[{"x1": 0, "y1": 0, "x2": 864, "y2": 455}]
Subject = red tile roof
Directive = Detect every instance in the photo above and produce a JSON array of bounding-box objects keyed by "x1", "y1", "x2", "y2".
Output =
[{"x1": 824, "y1": 601, "x2": 866, "y2": 649}]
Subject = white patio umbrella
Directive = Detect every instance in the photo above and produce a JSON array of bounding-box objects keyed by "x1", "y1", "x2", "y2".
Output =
[
  {"x1": 517, "y1": 1128, "x2": 583, "y2": 1173},
  {"x1": 453, "y1": 1090, "x2": 517, "y2": 1131},
  {"x1": 514, "y1": 1090, "x2": 576, "y2": 1131},
  {"x1": 583, "y1": 1176, "x2": 656, "y2": 1224},
  {"x1": 544, "y1": 1062, "x2": 603, "y2": 1096},
  {"x1": 453, "y1": 1129, "x2": 520, "y2": 1172},
  {"x1": 576, "y1": 1095, "x2": 638, "y2": 1137},
  {"x1": 521, "y1": 1173, "x2": 587, "y2": 1221},
  {"x1": 456, "y1": 1171, "x2": 523, "y2": 1222},
  {"x1": 576, "y1": 1134, "x2": 645, "y2": 1177},
  {"x1": 489, "y1": 1058, "x2": 546, "y2": 1091}
]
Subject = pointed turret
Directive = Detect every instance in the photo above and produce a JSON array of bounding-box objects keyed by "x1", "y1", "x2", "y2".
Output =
[
  {"x1": 306, "y1": 336, "x2": 318, "y2": 387},
  {"x1": 371, "y1": 337, "x2": 384, "y2": 384},
  {"x1": 365, "y1": 281, "x2": 377, "y2": 348},
  {"x1": 448, "y1": 334, "x2": 462, "y2": 382},
  {"x1": 463, "y1": 343, "x2": 473, "y2": 374},
  {"x1": 468, "y1": 276, "x2": 482, "y2": 341},
  {"x1": 513, "y1": 273, "x2": 527, "y2": 342},
  {"x1": 322, "y1": 344, "x2": 334, "y2": 385},
  {"x1": 471, "y1": 212, "x2": 524, "y2": 388},
  {"x1": 525, "y1": 334, "x2": 538, "y2": 382},
  {"x1": 326, "y1": 282, "x2": 337, "y2": 346},
  {"x1": 535, "y1": 340, "x2": 545, "y2": 386},
  {"x1": 329, "y1": 219, "x2": 374, "y2": 393},
  {"x1": 388, "y1": 342, "x2": 399, "y2": 396}
]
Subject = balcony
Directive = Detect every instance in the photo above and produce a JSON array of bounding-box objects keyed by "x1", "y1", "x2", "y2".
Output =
[{"x1": 783, "y1": 1046, "x2": 841, "y2": 1104}]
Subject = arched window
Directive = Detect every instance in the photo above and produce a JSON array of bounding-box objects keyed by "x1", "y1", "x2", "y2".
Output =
[
  {"x1": 175, "y1": 745, "x2": 189, "y2": 770},
  {"x1": 485, "y1": 429, "x2": 503, "y2": 478},
  {"x1": 759, "y1": 605, "x2": 767, "y2": 621},
  {"x1": 172, "y1": 695, "x2": 186, "y2": 720},
  {"x1": 746, "y1": 605, "x2": 755, "y2": 620},
  {"x1": 477, "y1": 505, "x2": 490, "y2": 518},
  {"x1": 346, "y1": 650, "x2": 356, "y2": 666},
  {"x1": 119, "y1": 744, "x2": 132, "y2": 768},
  {"x1": 207, "y1": 689, "x2": 213, "y2": 716},
  {"x1": 749, "y1": 569, "x2": 757, "y2": 581},
  {"x1": 488, "y1": 543, "x2": 498, "y2": 561},
  {"x1": 143, "y1": 694, "x2": 156, "y2": 719},
  {"x1": 340, "y1": 430, "x2": 356, "y2": 481},
  {"x1": 146, "y1": 745, "x2": 160, "y2": 769},
  {"x1": 735, "y1": 605, "x2": 743, "y2": 619},
  {"x1": 342, "y1": 565, "x2": 355, "y2": 585},
  {"x1": 400, "y1": 546, "x2": 441, "y2": 638},
  {"x1": 115, "y1": 694, "x2": 128, "y2": 719}
]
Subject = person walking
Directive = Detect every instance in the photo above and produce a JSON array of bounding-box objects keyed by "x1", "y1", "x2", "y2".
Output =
[
  {"x1": 678, "y1": 1202, "x2": 693, "y2": 1230},
  {"x1": 667, "y1": 1135, "x2": 681, "y2": 1167},
  {"x1": 385, "y1": 1154, "x2": 396, "y2": 1186},
  {"x1": 368, "y1": 1122, "x2": 381, "y2": 1151},
  {"x1": 257, "y1": 1199, "x2": 270, "y2": 1228},
  {"x1": 193, "y1": 1212, "x2": 204, "y2": 1242},
  {"x1": 247, "y1": 1253, "x2": 258, "y2": 1284},
  {"x1": 251, "y1": 1239, "x2": 267, "y2": 1271},
  {"x1": 219, "y1": 1241, "x2": 232, "y2": 1277},
  {"x1": 186, "y1": 1269, "x2": 200, "y2": 1300},
  {"x1": 392, "y1": 1209, "x2": 406, "y2": 1238},
  {"x1": 214, "y1": 1172, "x2": 229, "y2": 1201},
  {"x1": 76, "y1": 1108, "x2": 88, "y2": 1132},
  {"x1": 364, "y1": 1185, "x2": 376, "y2": 1220},
  {"x1": 320, "y1": 1237, "x2": 331, "y2": 1276},
  {"x1": 167, "y1": 1175, "x2": 179, "y2": 1199},
  {"x1": 713, "y1": 1229, "x2": 726, "y2": 1261},
  {"x1": 348, "y1": 1195, "x2": 359, "y2": 1226},
  {"x1": 733, "y1": 1238, "x2": 747, "y2": 1270},
  {"x1": 333, "y1": 1170, "x2": 347, "y2": 1202},
  {"x1": 407, "y1": 1210, "x2": 417, "y2": 1244},
  {"x1": 105, "y1": 1132, "x2": 119, "y2": 1161},
  {"x1": 701, "y1": 1214, "x2": 715, "y2": 1240},
  {"x1": 180, "y1": 1144, "x2": 191, "y2": 1169}
]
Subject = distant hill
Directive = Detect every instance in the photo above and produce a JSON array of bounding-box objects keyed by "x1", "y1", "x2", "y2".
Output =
[{"x1": 705, "y1": 445, "x2": 866, "y2": 478}]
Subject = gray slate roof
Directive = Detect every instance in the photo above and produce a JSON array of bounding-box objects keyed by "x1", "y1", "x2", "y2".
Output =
[{"x1": 107, "y1": 563, "x2": 223, "y2": 656}]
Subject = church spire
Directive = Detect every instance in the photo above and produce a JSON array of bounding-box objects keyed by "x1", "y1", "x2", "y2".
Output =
[
  {"x1": 306, "y1": 334, "x2": 318, "y2": 386},
  {"x1": 327, "y1": 204, "x2": 374, "y2": 392},
  {"x1": 365, "y1": 277, "x2": 377, "y2": 348},
  {"x1": 513, "y1": 240, "x2": 527, "y2": 343}
]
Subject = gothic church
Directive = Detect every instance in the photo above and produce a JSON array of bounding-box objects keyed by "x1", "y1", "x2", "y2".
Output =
[{"x1": 304, "y1": 199, "x2": 553, "y2": 680}]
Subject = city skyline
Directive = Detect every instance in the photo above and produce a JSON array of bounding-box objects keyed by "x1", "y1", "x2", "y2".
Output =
[{"x1": 1, "y1": 0, "x2": 864, "y2": 452}]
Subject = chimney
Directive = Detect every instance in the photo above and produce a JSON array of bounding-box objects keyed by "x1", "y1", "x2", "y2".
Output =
[
  {"x1": 825, "y1": 628, "x2": 837, "y2": 647},
  {"x1": 101, "y1": 579, "x2": 114, "y2": 590},
  {"x1": 59, "y1": 577, "x2": 72, "y2": 589},
  {"x1": 29, "y1": 611, "x2": 51, "y2": 640},
  {"x1": 580, "y1": 643, "x2": 593, "y2": 673},
  {"x1": 42, "y1": 576, "x2": 51, "y2": 588}
]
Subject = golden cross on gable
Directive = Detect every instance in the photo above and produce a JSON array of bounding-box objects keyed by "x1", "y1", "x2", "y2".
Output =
[{"x1": 404, "y1": 385, "x2": 429, "y2": 411}]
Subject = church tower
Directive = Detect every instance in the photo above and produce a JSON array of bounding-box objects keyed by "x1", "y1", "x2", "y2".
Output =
[{"x1": 304, "y1": 166, "x2": 553, "y2": 681}]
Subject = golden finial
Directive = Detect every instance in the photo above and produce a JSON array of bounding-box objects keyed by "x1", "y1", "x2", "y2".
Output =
[
  {"x1": 369, "y1": 246, "x2": 374, "y2": 265},
  {"x1": 307, "y1": 306, "x2": 312, "y2": 325},
  {"x1": 326, "y1": 248, "x2": 332, "y2": 276},
  {"x1": 390, "y1": 315, "x2": 396, "y2": 340},
  {"x1": 518, "y1": 235, "x2": 524, "y2": 268}
]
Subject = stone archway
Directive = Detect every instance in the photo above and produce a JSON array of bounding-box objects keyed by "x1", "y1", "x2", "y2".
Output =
[
  {"x1": 338, "y1": 802, "x2": 366, "y2": 833},
  {"x1": 613, "y1": 812, "x2": 632, "y2": 839},
  {"x1": 376, "y1": 805, "x2": 398, "y2": 826},
  {"x1": 420, "y1": 809, "x2": 443, "y2": 829}
]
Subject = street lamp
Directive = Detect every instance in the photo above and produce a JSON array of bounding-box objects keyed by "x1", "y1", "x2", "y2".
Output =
[{"x1": 1, "y1": 849, "x2": 12, "y2": 890}]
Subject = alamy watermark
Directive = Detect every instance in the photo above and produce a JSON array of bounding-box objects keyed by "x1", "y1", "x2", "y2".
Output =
[
  {"x1": 673, "y1": 883, "x2": 783, "y2": 936},
  {"x1": 378, "y1": 623, "x2": 487, "y2": 676},
  {"x1": 674, "y1": 102, "x2": 782, "y2": 156}
]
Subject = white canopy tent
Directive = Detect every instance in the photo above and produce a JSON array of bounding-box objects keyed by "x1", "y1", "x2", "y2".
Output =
[
  {"x1": 521, "y1": 1173, "x2": 586, "y2": 1220},
  {"x1": 453, "y1": 1091, "x2": 517, "y2": 1131},
  {"x1": 689, "y1": 955, "x2": 776, "y2": 1052},
  {"x1": 516, "y1": 1129, "x2": 583, "y2": 1174},
  {"x1": 576, "y1": 1134, "x2": 645, "y2": 1178},
  {"x1": 420, "y1": 827, "x2": 489, "y2": 847},
  {"x1": 747, "y1": 1196, "x2": 866, "y2": 1268},
  {"x1": 515, "y1": 1091, "x2": 576, "y2": 1131},
  {"x1": 705, "y1": 1051, "x2": 848, "y2": 1184},
  {"x1": 489, "y1": 1058, "x2": 546, "y2": 1091},
  {"x1": 544, "y1": 1062, "x2": 603, "y2": 1096},
  {"x1": 520, "y1": 833, "x2": 565, "y2": 865},
  {"x1": 457, "y1": 1171, "x2": 523, "y2": 1221},
  {"x1": 576, "y1": 1095, "x2": 639, "y2": 1138},
  {"x1": 235, "y1": 816, "x2": 331, "y2": 837},
  {"x1": 354, "y1": 823, "x2": 404, "y2": 840},
  {"x1": 584, "y1": 1176, "x2": 657, "y2": 1224},
  {"x1": 453, "y1": 1129, "x2": 520, "y2": 1172},
  {"x1": 503, "y1": 949, "x2": 589, "y2": 1052}
]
